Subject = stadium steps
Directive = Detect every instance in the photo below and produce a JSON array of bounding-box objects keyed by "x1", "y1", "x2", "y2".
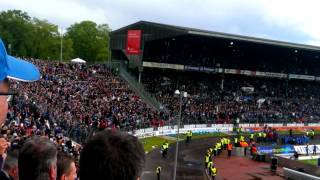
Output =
[{"x1": 117, "y1": 62, "x2": 166, "y2": 112}]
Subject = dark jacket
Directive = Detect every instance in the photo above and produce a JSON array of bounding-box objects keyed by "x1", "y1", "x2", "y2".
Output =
[{"x1": 0, "y1": 170, "x2": 13, "y2": 180}]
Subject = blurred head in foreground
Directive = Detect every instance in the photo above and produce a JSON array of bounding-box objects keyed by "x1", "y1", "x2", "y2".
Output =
[
  {"x1": 80, "y1": 130, "x2": 145, "y2": 180},
  {"x1": 19, "y1": 137, "x2": 57, "y2": 180}
]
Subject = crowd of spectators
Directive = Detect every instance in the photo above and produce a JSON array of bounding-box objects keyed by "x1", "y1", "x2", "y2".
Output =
[
  {"x1": 6, "y1": 57, "x2": 320, "y2": 145},
  {"x1": 141, "y1": 68, "x2": 320, "y2": 124},
  {"x1": 6, "y1": 59, "x2": 158, "y2": 144},
  {"x1": 2, "y1": 56, "x2": 320, "y2": 179},
  {"x1": 0, "y1": 55, "x2": 146, "y2": 180},
  {"x1": 6, "y1": 58, "x2": 320, "y2": 144}
]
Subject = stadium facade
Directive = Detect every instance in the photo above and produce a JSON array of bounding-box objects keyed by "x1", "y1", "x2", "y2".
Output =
[{"x1": 110, "y1": 21, "x2": 320, "y2": 81}]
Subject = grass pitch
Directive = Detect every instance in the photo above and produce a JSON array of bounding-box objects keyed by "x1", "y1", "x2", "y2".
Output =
[
  {"x1": 140, "y1": 136, "x2": 175, "y2": 152},
  {"x1": 140, "y1": 132, "x2": 226, "y2": 152},
  {"x1": 301, "y1": 159, "x2": 319, "y2": 166}
]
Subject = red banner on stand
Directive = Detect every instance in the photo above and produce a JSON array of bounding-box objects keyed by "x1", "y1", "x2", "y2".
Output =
[{"x1": 126, "y1": 30, "x2": 142, "y2": 55}]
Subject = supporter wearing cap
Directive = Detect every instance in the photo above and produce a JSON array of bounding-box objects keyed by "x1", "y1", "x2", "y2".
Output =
[
  {"x1": 0, "y1": 38, "x2": 40, "y2": 170},
  {"x1": 0, "y1": 38, "x2": 40, "y2": 126}
]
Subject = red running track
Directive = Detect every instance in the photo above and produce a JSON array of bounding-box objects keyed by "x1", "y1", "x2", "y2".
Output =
[{"x1": 213, "y1": 151, "x2": 285, "y2": 180}]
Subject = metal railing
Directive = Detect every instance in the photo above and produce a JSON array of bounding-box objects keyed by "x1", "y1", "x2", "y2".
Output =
[{"x1": 114, "y1": 61, "x2": 166, "y2": 112}]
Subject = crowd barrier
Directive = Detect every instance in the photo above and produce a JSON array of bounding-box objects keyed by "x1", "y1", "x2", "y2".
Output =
[
  {"x1": 132, "y1": 124, "x2": 233, "y2": 138},
  {"x1": 131, "y1": 123, "x2": 320, "y2": 138},
  {"x1": 283, "y1": 167, "x2": 320, "y2": 180}
]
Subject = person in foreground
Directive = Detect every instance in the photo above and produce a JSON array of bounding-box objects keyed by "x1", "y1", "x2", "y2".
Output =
[
  {"x1": 19, "y1": 137, "x2": 58, "y2": 180},
  {"x1": 0, "y1": 38, "x2": 40, "y2": 125},
  {"x1": 0, "y1": 38, "x2": 40, "y2": 178},
  {"x1": 57, "y1": 152, "x2": 78, "y2": 180},
  {"x1": 0, "y1": 150, "x2": 19, "y2": 180},
  {"x1": 80, "y1": 130, "x2": 145, "y2": 180}
]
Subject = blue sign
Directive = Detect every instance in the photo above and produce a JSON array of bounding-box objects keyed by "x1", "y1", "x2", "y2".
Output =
[{"x1": 257, "y1": 145, "x2": 294, "y2": 155}]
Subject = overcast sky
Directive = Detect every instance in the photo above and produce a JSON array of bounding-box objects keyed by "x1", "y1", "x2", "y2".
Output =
[{"x1": 1, "y1": 0, "x2": 320, "y2": 46}]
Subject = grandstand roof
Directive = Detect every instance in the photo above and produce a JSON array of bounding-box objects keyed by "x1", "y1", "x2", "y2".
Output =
[{"x1": 111, "y1": 21, "x2": 320, "y2": 52}]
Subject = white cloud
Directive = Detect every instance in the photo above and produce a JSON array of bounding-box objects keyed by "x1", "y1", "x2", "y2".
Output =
[
  {"x1": 307, "y1": 40, "x2": 320, "y2": 46},
  {"x1": 259, "y1": 0, "x2": 320, "y2": 43},
  {"x1": 0, "y1": 0, "x2": 108, "y2": 28},
  {"x1": 0, "y1": 0, "x2": 320, "y2": 46}
]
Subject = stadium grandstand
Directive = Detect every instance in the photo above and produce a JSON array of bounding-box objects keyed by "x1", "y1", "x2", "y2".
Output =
[
  {"x1": 110, "y1": 21, "x2": 320, "y2": 126},
  {"x1": 1, "y1": 19, "x2": 320, "y2": 180},
  {"x1": 108, "y1": 21, "x2": 320, "y2": 180}
]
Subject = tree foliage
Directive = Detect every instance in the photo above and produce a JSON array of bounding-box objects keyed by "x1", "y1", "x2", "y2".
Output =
[
  {"x1": 0, "y1": 10, "x2": 110, "y2": 62},
  {"x1": 67, "y1": 21, "x2": 110, "y2": 62}
]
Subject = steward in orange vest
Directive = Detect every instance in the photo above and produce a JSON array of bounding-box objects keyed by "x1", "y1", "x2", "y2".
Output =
[{"x1": 227, "y1": 143, "x2": 233, "y2": 157}]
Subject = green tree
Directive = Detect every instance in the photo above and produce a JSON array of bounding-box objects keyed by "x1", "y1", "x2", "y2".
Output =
[
  {"x1": 32, "y1": 19, "x2": 74, "y2": 61},
  {"x1": 60, "y1": 36, "x2": 74, "y2": 61},
  {"x1": 0, "y1": 10, "x2": 75, "y2": 60},
  {"x1": 0, "y1": 10, "x2": 109, "y2": 62},
  {"x1": 0, "y1": 10, "x2": 35, "y2": 57},
  {"x1": 32, "y1": 18, "x2": 60, "y2": 59},
  {"x1": 67, "y1": 21, "x2": 110, "y2": 63}
]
